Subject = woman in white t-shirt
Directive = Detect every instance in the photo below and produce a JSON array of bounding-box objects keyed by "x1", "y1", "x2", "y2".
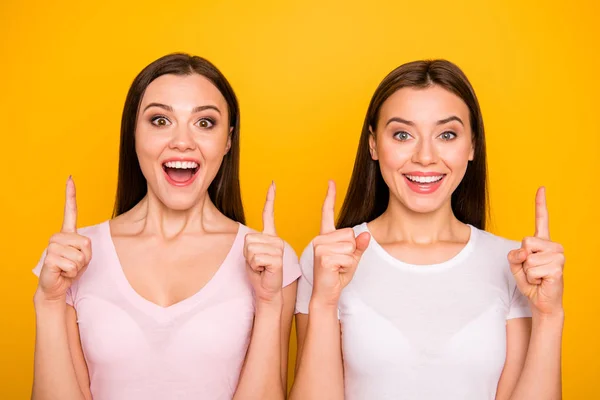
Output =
[{"x1": 291, "y1": 60, "x2": 564, "y2": 400}]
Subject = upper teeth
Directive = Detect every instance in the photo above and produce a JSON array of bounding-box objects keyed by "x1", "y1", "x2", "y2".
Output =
[
  {"x1": 406, "y1": 175, "x2": 444, "y2": 183},
  {"x1": 164, "y1": 161, "x2": 198, "y2": 169}
]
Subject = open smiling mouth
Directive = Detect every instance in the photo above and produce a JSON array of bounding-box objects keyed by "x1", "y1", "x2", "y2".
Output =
[
  {"x1": 162, "y1": 161, "x2": 200, "y2": 186},
  {"x1": 403, "y1": 174, "x2": 446, "y2": 194}
]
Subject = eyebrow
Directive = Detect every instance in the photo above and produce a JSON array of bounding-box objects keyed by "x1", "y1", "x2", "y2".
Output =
[
  {"x1": 192, "y1": 105, "x2": 221, "y2": 114},
  {"x1": 436, "y1": 116, "x2": 464, "y2": 126},
  {"x1": 385, "y1": 115, "x2": 464, "y2": 127},
  {"x1": 143, "y1": 103, "x2": 221, "y2": 115}
]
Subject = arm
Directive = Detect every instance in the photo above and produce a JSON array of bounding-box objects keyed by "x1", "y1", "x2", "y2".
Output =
[
  {"x1": 32, "y1": 178, "x2": 92, "y2": 400},
  {"x1": 294, "y1": 314, "x2": 308, "y2": 372},
  {"x1": 496, "y1": 317, "x2": 531, "y2": 399},
  {"x1": 504, "y1": 187, "x2": 564, "y2": 399},
  {"x1": 233, "y1": 294, "x2": 285, "y2": 400},
  {"x1": 290, "y1": 307, "x2": 344, "y2": 400},
  {"x1": 280, "y1": 281, "x2": 298, "y2": 392},
  {"x1": 507, "y1": 313, "x2": 563, "y2": 399},
  {"x1": 234, "y1": 282, "x2": 297, "y2": 400},
  {"x1": 290, "y1": 181, "x2": 369, "y2": 400},
  {"x1": 32, "y1": 300, "x2": 91, "y2": 400}
]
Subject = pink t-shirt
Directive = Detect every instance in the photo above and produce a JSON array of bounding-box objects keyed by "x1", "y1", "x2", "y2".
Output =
[{"x1": 33, "y1": 221, "x2": 301, "y2": 400}]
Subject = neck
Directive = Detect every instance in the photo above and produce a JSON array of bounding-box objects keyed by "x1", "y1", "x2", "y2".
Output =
[
  {"x1": 375, "y1": 195, "x2": 466, "y2": 244},
  {"x1": 132, "y1": 189, "x2": 222, "y2": 238}
]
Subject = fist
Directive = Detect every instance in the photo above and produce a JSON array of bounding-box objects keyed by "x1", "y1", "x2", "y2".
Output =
[
  {"x1": 245, "y1": 182, "x2": 285, "y2": 305},
  {"x1": 36, "y1": 177, "x2": 92, "y2": 303},
  {"x1": 311, "y1": 181, "x2": 370, "y2": 308},
  {"x1": 508, "y1": 187, "x2": 565, "y2": 317}
]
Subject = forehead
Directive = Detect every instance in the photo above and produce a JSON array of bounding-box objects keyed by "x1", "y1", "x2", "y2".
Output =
[
  {"x1": 140, "y1": 73, "x2": 228, "y2": 111},
  {"x1": 378, "y1": 85, "x2": 470, "y2": 126}
]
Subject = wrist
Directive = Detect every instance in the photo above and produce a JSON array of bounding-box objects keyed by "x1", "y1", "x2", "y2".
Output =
[
  {"x1": 309, "y1": 298, "x2": 339, "y2": 315},
  {"x1": 255, "y1": 293, "x2": 284, "y2": 314},
  {"x1": 33, "y1": 289, "x2": 67, "y2": 310},
  {"x1": 532, "y1": 308, "x2": 565, "y2": 324}
]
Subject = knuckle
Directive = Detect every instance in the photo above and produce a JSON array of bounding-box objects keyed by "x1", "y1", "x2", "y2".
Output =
[
  {"x1": 341, "y1": 228, "x2": 355, "y2": 241},
  {"x1": 82, "y1": 236, "x2": 92, "y2": 248},
  {"x1": 522, "y1": 236, "x2": 534, "y2": 248},
  {"x1": 43, "y1": 254, "x2": 56, "y2": 267},
  {"x1": 244, "y1": 233, "x2": 256, "y2": 244},
  {"x1": 47, "y1": 242, "x2": 59, "y2": 253},
  {"x1": 76, "y1": 252, "x2": 86, "y2": 265},
  {"x1": 314, "y1": 243, "x2": 324, "y2": 257},
  {"x1": 49, "y1": 233, "x2": 61, "y2": 244},
  {"x1": 320, "y1": 255, "x2": 332, "y2": 268},
  {"x1": 252, "y1": 253, "x2": 262, "y2": 266},
  {"x1": 345, "y1": 241, "x2": 356, "y2": 254}
]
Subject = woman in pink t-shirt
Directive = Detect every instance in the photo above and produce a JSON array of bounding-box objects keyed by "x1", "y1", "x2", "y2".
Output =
[{"x1": 32, "y1": 53, "x2": 301, "y2": 400}]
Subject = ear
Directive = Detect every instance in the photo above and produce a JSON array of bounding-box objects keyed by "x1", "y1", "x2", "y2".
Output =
[
  {"x1": 368, "y1": 126, "x2": 378, "y2": 160},
  {"x1": 225, "y1": 126, "x2": 233, "y2": 155}
]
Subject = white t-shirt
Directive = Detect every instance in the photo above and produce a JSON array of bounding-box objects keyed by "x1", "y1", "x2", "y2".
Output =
[{"x1": 295, "y1": 223, "x2": 532, "y2": 400}]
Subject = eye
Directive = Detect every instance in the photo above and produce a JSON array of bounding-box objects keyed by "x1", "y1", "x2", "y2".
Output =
[
  {"x1": 439, "y1": 131, "x2": 457, "y2": 141},
  {"x1": 393, "y1": 131, "x2": 413, "y2": 141},
  {"x1": 150, "y1": 116, "x2": 171, "y2": 127},
  {"x1": 196, "y1": 118, "x2": 215, "y2": 129}
]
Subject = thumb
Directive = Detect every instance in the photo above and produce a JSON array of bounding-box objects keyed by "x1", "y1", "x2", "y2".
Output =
[
  {"x1": 507, "y1": 248, "x2": 528, "y2": 287},
  {"x1": 61, "y1": 176, "x2": 77, "y2": 233},
  {"x1": 508, "y1": 248, "x2": 527, "y2": 269},
  {"x1": 354, "y1": 231, "x2": 371, "y2": 259}
]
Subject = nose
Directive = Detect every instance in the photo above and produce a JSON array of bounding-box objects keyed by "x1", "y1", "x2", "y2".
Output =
[
  {"x1": 411, "y1": 137, "x2": 438, "y2": 166},
  {"x1": 168, "y1": 124, "x2": 196, "y2": 152}
]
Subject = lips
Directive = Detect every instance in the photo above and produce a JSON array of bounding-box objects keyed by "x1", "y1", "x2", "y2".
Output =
[
  {"x1": 162, "y1": 160, "x2": 200, "y2": 187},
  {"x1": 403, "y1": 173, "x2": 446, "y2": 194}
]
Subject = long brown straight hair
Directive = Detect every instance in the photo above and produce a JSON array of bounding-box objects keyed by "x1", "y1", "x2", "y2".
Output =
[
  {"x1": 337, "y1": 60, "x2": 489, "y2": 230},
  {"x1": 112, "y1": 53, "x2": 245, "y2": 224}
]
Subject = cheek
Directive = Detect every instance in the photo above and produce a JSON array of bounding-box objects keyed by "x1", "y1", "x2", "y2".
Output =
[
  {"x1": 135, "y1": 129, "x2": 168, "y2": 167},
  {"x1": 439, "y1": 141, "x2": 472, "y2": 170},
  {"x1": 196, "y1": 132, "x2": 230, "y2": 164},
  {"x1": 377, "y1": 140, "x2": 411, "y2": 169}
]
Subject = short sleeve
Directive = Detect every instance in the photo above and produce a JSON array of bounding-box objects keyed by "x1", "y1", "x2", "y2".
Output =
[
  {"x1": 32, "y1": 248, "x2": 75, "y2": 307},
  {"x1": 282, "y1": 241, "x2": 302, "y2": 288},
  {"x1": 507, "y1": 284, "x2": 532, "y2": 319},
  {"x1": 294, "y1": 242, "x2": 314, "y2": 314}
]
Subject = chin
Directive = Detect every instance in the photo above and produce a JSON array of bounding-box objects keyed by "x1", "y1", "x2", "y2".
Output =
[
  {"x1": 162, "y1": 198, "x2": 200, "y2": 211},
  {"x1": 403, "y1": 199, "x2": 446, "y2": 214},
  {"x1": 153, "y1": 188, "x2": 203, "y2": 211},
  {"x1": 394, "y1": 187, "x2": 450, "y2": 215}
]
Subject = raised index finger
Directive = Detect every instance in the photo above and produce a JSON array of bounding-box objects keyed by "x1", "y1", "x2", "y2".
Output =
[
  {"x1": 262, "y1": 181, "x2": 276, "y2": 235},
  {"x1": 534, "y1": 186, "x2": 550, "y2": 240},
  {"x1": 61, "y1": 176, "x2": 78, "y2": 233},
  {"x1": 320, "y1": 180, "x2": 336, "y2": 235}
]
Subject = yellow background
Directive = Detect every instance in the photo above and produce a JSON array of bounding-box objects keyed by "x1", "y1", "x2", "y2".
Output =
[{"x1": 1, "y1": 0, "x2": 598, "y2": 398}]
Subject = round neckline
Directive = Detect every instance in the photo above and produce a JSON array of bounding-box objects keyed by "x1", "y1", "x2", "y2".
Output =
[
  {"x1": 102, "y1": 220, "x2": 245, "y2": 317},
  {"x1": 361, "y1": 222, "x2": 478, "y2": 272}
]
